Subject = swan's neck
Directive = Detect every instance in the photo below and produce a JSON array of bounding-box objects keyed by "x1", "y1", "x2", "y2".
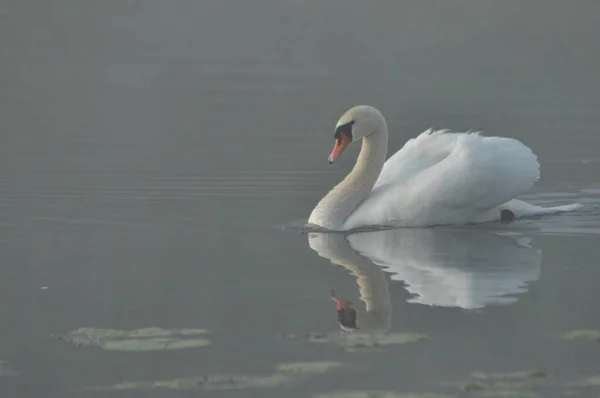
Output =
[{"x1": 309, "y1": 122, "x2": 388, "y2": 230}]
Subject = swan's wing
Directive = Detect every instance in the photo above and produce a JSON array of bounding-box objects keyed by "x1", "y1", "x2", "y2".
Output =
[
  {"x1": 347, "y1": 129, "x2": 540, "y2": 227},
  {"x1": 406, "y1": 130, "x2": 541, "y2": 209},
  {"x1": 373, "y1": 129, "x2": 460, "y2": 189}
]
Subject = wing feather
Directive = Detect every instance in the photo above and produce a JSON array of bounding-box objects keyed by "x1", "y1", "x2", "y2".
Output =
[{"x1": 344, "y1": 129, "x2": 540, "y2": 228}]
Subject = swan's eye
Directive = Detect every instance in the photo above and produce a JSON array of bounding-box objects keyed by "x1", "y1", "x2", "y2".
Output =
[{"x1": 333, "y1": 120, "x2": 355, "y2": 141}]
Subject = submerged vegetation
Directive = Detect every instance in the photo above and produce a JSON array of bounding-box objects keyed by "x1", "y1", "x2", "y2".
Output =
[
  {"x1": 85, "y1": 361, "x2": 364, "y2": 392},
  {"x1": 49, "y1": 325, "x2": 600, "y2": 396},
  {"x1": 285, "y1": 331, "x2": 427, "y2": 352},
  {"x1": 563, "y1": 329, "x2": 600, "y2": 342},
  {"x1": 452, "y1": 369, "x2": 547, "y2": 397},
  {"x1": 52, "y1": 327, "x2": 211, "y2": 351}
]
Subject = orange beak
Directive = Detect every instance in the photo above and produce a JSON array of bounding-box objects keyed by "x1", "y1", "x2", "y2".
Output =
[{"x1": 328, "y1": 135, "x2": 351, "y2": 164}]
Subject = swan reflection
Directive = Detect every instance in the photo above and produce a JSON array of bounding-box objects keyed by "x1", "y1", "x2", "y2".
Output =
[
  {"x1": 306, "y1": 232, "x2": 415, "y2": 350},
  {"x1": 309, "y1": 228, "x2": 541, "y2": 313},
  {"x1": 309, "y1": 232, "x2": 392, "y2": 333}
]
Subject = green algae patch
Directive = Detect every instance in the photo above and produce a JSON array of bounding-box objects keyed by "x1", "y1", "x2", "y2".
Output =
[
  {"x1": 277, "y1": 361, "x2": 358, "y2": 374},
  {"x1": 462, "y1": 383, "x2": 485, "y2": 392},
  {"x1": 97, "y1": 373, "x2": 293, "y2": 391},
  {"x1": 471, "y1": 370, "x2": 546, "y2": 380},
  {"x1": 377, "y1": 333, "x2": 428, "y2": 345},
  {"x1": 298, "y1": 331, "x2": 427, "y2": 351},
  {"x1": 571, "y1": 375, "x2": 600, "y2": 387},
  {"x1": 469, "y1": 391, "x2": 539, "y2": 398},
  {"x1": 166, "y1": 374, "x2": 291, "y2": 390},
  {"x1": 397, "y1": 395, "x2": 454, "y2": 398},
  {"x1": 129, "y1": 327, "x2": 208, "y2": 337},
  {"x1": 313, "y1": 392, "x2": 453, "y2": 398},
  {"x1": 455, "y1": 369, "x2": 545, "y2": 397},
  {"x1": 53, "y1": 327, "x2": 210, "y2": 351},
  {"x1": 101, "y1": 337, "x2": 210, "y2": 351},
  {"x1": 563, "y1": 329, "x2": 600, "y2": 342},
  {"x1": 470, "y1": 380, "x2": 542, "y2": 391},
  {"x1": 87, "y1": 360, "x2": 363, "y2": 392}
]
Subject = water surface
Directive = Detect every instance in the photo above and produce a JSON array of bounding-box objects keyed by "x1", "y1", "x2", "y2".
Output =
[{"x1": 1, "y1": 1, "x2": 600, "y2": 397}]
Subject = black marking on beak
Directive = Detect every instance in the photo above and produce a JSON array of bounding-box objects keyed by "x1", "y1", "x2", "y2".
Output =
[{"x1": 333, "y1": 120, "x2": 354, "y2": 141}]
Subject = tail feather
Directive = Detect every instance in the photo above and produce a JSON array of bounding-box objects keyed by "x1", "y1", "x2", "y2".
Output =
[{"x1": 502, "y1": 199, "x2": 582, "y2": 218}]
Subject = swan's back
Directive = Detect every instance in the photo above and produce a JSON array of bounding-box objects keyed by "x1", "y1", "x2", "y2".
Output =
[{"x1": 344, "y1": 129, "x2": 540, "y2": 228}]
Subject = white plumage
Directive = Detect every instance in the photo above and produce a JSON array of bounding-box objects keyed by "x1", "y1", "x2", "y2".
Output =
[{"x1": 308, "y1": 106, "x2": 581, "y2": 230}]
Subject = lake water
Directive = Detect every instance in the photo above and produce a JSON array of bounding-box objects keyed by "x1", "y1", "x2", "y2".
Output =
[{"x1": 2, "y1": 1, "x2": 600, "y2": 397}]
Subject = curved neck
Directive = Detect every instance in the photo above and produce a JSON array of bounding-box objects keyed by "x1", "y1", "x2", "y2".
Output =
[{"x1": 309, "y1": 121, "x2": 388, "y2": 230}]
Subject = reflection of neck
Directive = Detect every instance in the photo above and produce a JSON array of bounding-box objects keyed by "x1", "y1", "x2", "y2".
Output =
[
  {"x1": 350, "y1": 259, "x2": 391, "y2": 331},
  {"x1": 308, "y1": 233, "x2": 391, "y2": 331},
  {"x1": 308, "y1": 122, "x2": 388, "y2": 230}
]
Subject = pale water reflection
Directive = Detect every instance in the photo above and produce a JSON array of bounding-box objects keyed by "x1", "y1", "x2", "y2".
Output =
[
  {"x1": 310, "y1": 228, "x2": 541, "y2": 312},
  {"x1": 309, "y1": 232, "x2": 392, "y2": 332},
  {"x1": 305, "y1": 233, "x2": 429, "y2": 351},
  {"x1": 350, "y1": 228, "x2": 541, "y2": 309}
]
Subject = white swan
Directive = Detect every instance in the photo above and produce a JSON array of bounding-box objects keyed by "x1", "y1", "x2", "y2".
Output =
[{"x1": 308, "y1": 105, "x2": 581, "y2": 230}]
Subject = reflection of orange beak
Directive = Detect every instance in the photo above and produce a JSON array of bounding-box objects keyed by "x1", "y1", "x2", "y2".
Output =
[
  {"x1": 328, "y1": 135, "x2": 351, "y2": 164},
  {"x1": 332, "y1": 295, "x2": 351, "y2": 310},
  {"x1": 331, "y1": 291, "x2": 357, "y2": 330}
]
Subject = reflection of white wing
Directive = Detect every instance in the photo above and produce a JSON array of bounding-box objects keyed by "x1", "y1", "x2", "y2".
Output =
[{"x1": 347, "y1": 228, "x2": 541, "y2": 309}]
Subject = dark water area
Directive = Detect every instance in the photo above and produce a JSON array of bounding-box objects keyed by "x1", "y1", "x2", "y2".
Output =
[{"x1": 1, "y1": 1, "x2": 600, "y2": 397}]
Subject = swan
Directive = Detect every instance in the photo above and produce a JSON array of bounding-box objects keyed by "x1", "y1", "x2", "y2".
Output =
[{"x1": 308, "y1": 105, "x2": 581, "y2": 230}]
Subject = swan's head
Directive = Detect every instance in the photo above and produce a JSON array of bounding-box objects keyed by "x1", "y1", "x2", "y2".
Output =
[{"x1": 329, "y1": 105, "x2": 384, "y2": 164}]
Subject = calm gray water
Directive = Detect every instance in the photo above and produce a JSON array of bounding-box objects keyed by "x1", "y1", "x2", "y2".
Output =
[{"x1": 2, "y1": 1, "x2": 600, "y2": 397}]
